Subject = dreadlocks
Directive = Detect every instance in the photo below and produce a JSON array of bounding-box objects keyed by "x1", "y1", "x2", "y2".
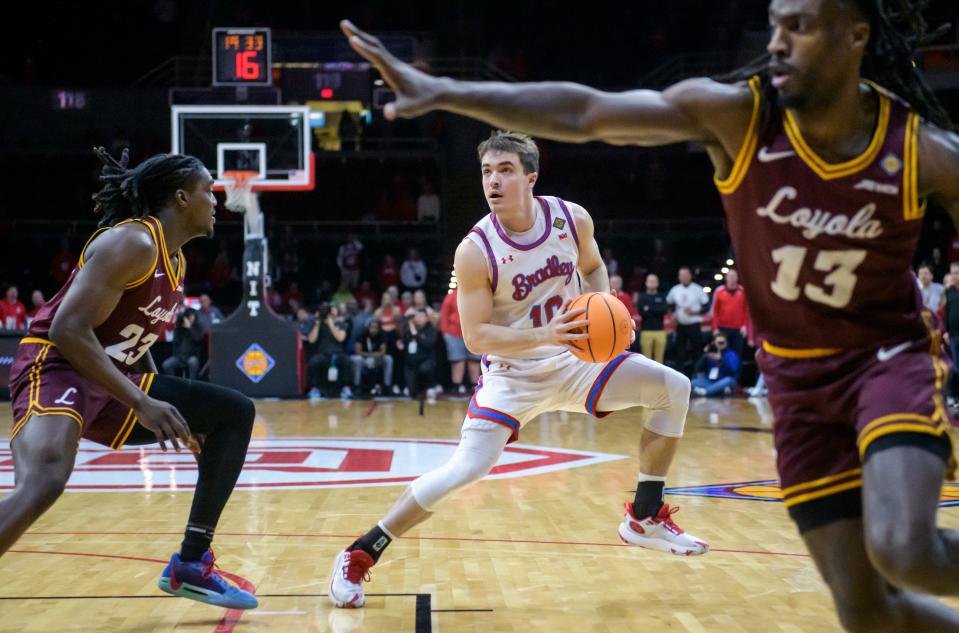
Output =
[
  {"x1": 719, "y1": 0, "x2": 953, "y2": 130},
  {"x1": 91, "y1": 147, "x2": 206, "y2": 228}
]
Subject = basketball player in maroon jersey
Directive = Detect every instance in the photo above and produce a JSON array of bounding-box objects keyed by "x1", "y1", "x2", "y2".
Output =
[
  {"x1": 342, "y1": 1, "x2": 959, "y2": 628},
  {"x1": 0, "y1": 148, "x2": 257, "y2": 610}
]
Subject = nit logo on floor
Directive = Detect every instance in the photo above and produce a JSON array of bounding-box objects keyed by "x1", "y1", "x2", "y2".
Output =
[
  {"x1": 0, "y1": 438, "x2": 627, "y2": 492},
  {"x1": 668, "y1": 480, "x2": 959, "y2": 508}
]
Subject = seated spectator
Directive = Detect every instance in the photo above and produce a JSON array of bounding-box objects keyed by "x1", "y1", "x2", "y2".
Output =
[
  {"x1": 1, "y1": 285, "x2": 27, "y2": 331},
  {"x1": 400, "y1": 248, "x2": 428, "y2": 290},
  {"x1": 306, "y1": 304, "x2": 353, "y2": 400},
  {"x1": 350, "y1": 320, "x2": 394, "y2": 395},
  {"x1": 162, "y1": 308, "x2": 204, "y2": 379},
  {"x1": 398, "y1": 308, "x2": 437, "y2": 400},
  {"x1": 351, "y1": 298, "x2": 375, "y2": 342},
  {"x1": 691, "y1": 334, "x2": 740, "y2": 397}
]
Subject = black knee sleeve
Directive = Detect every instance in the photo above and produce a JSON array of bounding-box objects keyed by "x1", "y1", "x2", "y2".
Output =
[
  {"x1": 125, "y1": 375, "x2": 255, "y2": 445},
  {"x1": 129, "y1": 375, "x2": 255, "y2": 531}
]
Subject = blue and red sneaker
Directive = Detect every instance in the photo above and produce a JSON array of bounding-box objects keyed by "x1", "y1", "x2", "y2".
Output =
[{"x1": 158, "y1": 549, "x2": 258, "y2": 609}]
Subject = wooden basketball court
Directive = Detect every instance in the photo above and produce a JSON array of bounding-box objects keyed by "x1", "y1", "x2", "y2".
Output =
[{"x1": 3, "y1": 396, "x2": 958, "y2": 632}]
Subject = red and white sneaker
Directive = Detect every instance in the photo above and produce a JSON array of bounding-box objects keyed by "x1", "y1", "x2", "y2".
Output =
[
  {"x1": 618, "y1": 502, "x2": 709, "y2": 556},
  {"x1": 328, "y1": 548, "x2": 375, "y2": 608}
]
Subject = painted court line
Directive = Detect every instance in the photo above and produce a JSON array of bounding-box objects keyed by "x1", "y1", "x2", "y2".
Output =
[{"x1": 22, "y1": 530, "x2": 811, "y2": 558}]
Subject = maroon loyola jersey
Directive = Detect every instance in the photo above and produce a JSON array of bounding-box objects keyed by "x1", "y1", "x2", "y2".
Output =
[
  {"x1": 26, "y1": 216, "x2": 184, "y2": 371},
  {"x1": 717, "y1": 76, "x2": 926, "y2": 350}
]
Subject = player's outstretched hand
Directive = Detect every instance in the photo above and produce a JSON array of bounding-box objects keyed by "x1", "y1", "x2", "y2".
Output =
[
  {"x1": 340, "y1": 19, "x2": 441, "y2": 120},
  {"x1": 547, "y1": 302, "x2": 589, "y2": 350},
  {"x1": 134, "y1": 396, "x2": 191, "y2": 452}
]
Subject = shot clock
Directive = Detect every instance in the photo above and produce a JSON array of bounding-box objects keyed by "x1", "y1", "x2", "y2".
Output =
[{"x1": 212, "y1": 27, "x2": 272, "y2": 86}]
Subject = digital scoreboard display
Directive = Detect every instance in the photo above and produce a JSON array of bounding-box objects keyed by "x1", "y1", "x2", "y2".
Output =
[{"x1": 212, "y1": 27, "x2": 272, "y2": 86}]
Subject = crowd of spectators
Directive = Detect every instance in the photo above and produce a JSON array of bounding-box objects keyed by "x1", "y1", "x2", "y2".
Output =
[{"x1": 12, "y1": 227, "x2": 959, "y2": 406}]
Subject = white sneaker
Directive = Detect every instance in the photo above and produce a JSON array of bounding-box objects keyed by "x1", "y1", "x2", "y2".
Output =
[
  {"x1": 328, "y1": 548, "x2": 374, "y2": 608},
  {"x1": 693, "y1": 386, "x2": 708, "y2": 397},
  {"x1": 618, "y1": 502, "x2": 709, "y2": 556}
]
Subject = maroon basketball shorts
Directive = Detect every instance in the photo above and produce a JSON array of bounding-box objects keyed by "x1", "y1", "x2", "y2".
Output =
[
  {"x1": 757, "y1": 335, "x2": 955, "y2": 533},
  {"x1": 8, "y1": 339, "x2": 155, "y2": 449}
]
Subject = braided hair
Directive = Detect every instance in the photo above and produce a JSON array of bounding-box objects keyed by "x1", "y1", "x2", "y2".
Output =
[
  {"x1": 719, "y1": 0, "x2": 953, "y2": 130},
  {"x1": 91, "y1": 147, "x2": 207, "y2": 228}
]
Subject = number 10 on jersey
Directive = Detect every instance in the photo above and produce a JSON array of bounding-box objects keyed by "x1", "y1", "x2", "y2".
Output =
[{"x1": 529, "y1": 295, "x2": 564, "y2": 327}]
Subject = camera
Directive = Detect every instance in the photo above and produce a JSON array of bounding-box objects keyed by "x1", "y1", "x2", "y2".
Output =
[{"x1": 317, "y1": 303, "x2": 332, "y2": 320}]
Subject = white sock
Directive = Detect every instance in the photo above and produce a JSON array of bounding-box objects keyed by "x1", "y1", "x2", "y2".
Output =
[
  {"x1": 376, "y1": 520, "x2": 396, "y2": 540},
  {"x1": 637, "y1": 472, "x2": 667, "y2": 483}
]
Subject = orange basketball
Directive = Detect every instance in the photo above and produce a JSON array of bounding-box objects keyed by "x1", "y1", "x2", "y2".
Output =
[{"x1": 566, "y1": 292, "x2": 633, "y2": 363}]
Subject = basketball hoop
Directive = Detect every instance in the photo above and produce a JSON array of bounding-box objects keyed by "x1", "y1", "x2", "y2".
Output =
[{"x1": 222, "y1": 170, "x2": 260, "y2": 214}]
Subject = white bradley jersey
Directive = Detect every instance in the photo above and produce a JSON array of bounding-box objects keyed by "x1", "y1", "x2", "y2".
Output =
[{"x1": 463, "y1": 195, "x2": 583, "y2": 362}]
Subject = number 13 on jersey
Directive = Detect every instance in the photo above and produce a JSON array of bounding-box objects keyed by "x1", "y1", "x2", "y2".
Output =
[{"x1": 770, "y1": 246, "x2": 866, "y2": 309}]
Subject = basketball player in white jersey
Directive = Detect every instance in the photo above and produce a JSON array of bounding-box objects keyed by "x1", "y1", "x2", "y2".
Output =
[{"x1": 329, "y1": 131, "x2": 706, "y2": 608}]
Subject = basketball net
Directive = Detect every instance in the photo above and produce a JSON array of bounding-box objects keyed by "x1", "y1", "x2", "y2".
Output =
[{"x1": 223, "y1": 170, "x2": 264, "y2": 239}]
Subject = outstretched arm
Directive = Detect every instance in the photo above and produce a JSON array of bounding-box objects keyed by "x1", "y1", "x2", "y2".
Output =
[
  {"x1": 455, "y1": 239, "x2": 587, "y2": 355},
  {"x1": 340, "y1": 20, "x2": 753, "y2": 154}
]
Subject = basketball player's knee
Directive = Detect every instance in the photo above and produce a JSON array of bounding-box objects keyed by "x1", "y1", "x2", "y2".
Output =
[
  {"x1": 223, "y1": 390, "x2": 256, "y2": 435},
  {"x1": 237, "y1": 395, "x2": 256, "y2": 428},
  {"x1": 867, "y1": 530, "x2": 949, "y2": 594},
  {"x1": 410, "y1": 430, "x2": 503, "y2": 510},
  {"x1": 644, "y1": 368, "x2": 690, "y2": 437},
  {"x1": 454, "y1": 451, "x2": 498, "y2": 487},
  {"x1": 410, "y1": 465, "x2": 476, "y2": 511}
]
